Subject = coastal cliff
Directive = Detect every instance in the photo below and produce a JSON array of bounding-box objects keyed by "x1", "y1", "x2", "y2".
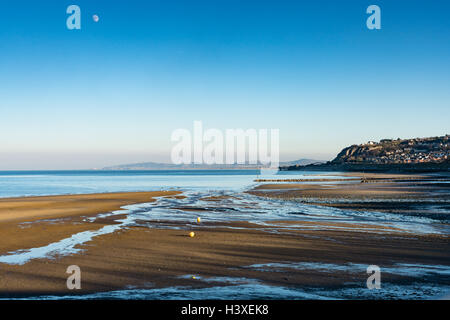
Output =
[{"x1": 282, "y1": 135, "x2": 450, "y2": 173}]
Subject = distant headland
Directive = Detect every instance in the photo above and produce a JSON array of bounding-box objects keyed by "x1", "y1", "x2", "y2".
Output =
[
  {"x1": 102, "y1": 158, "x2": 323, "y2": 170},
  {"x1": 281, "y1": 135, "x2": 450, "y2": 173}
]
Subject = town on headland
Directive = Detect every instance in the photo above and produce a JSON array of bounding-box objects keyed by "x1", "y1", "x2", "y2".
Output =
[{"x1": 282, "y1": 135, "x2": 450, "y2": 173}]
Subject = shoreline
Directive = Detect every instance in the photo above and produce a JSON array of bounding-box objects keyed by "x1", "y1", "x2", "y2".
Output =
[
  {"x1": 249, "y1": 172, "x2": 450, "y2": 205},
  {"x1": 0, "y1": 183, "x2": 449, "y2": 299},
  {"x1": 280, "y1": 162, "x2": 450, "y2": 173},
  {"x1": 1, "y1": 219, "x2": 449, "y2": 298},
  {"x1": 0, "y1": 191, "x2": 181, "y2": 254},
  {"x1": 248, "y1": 172, "x2": 450, "y2": 225},
  {"x1": 0, "y1": 191, "x2": 182, "y2": 223}
]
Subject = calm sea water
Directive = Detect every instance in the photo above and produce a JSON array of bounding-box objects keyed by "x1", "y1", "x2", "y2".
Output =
[{"x1": 0, "y1": 170, "x2": 343, "y2": 198}]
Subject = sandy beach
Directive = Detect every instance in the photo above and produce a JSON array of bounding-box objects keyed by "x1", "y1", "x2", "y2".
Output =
[
  {"x1": 0, "y1": 175, "x2": 449, "y2": 299},
  {"x1": 0, "y1": 191, "x2": 181, "y2": 253},
  {"x1": 249, "y1": 172, "x2": 450, "y2": 215}
]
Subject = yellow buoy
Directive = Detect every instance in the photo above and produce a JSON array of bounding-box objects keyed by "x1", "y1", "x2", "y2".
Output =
[
  {"x1": 197, "y1": 217, "x2": 201, "y2": 223},
  {"x1": 189, "y1": 231, "x2": 195, "y2": 238}
]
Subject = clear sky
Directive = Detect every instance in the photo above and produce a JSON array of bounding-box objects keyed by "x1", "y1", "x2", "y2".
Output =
[{"x1": 0, "y1": 0, "x2": 449, "y2": 169}]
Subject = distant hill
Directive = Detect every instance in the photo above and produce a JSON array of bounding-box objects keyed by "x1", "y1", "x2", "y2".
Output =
[
  {"x1": 331, "y1": 135, "x2": 449, "y2": 164},
  {"x1": 281, "y1": 135, "x2": 450, "y2": 173},
  {"x1": 103, "y1": 162, "x2": 180, "y2": 170},
  {"x1": 279, "y1": 159, "x2": 325, "y2": 166},
  {"x1": 102, "y1": 159, "x2": 324, "y2": 170}
]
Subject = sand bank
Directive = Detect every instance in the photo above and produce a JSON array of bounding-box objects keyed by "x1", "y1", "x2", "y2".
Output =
[
  {"x1": 0, "y1": 187, "x2": 448, "y2": 298},
  {"x1": 0, "y1": 191, "x2": 180, "y2": 254},
  {"x1": 0, "y1": 220, "x2": 448, "y2": 297}
]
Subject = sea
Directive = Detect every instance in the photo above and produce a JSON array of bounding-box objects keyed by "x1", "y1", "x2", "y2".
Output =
[
  {"x1": 0, "y1": 170, "x2": 449, "y2": 299},
  {"x1": 0, "y1": 169, "x2": 345, "y2": 198}
]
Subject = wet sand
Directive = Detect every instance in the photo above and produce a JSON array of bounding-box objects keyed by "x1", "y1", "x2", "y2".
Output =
[
  {"x1": 249, "y1": 172, "x2": 450, "y2": 214},
  {"x1": 0, "y1": 191, "x2": 181, "y2": 258},
  {"x1": 1, "y1": 219, "x2": 449, "y2": 298},
  {"x1": 0, "y1": 186, "x2": 449, "y2": 298},
  {"x1": 0, "y1": 191, "x2": 182, "y2": 223}
]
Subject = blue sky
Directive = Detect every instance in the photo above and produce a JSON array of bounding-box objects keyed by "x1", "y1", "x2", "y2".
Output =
[{"x1": 0, "y1": 0, "x2": 449, "y2": 169}]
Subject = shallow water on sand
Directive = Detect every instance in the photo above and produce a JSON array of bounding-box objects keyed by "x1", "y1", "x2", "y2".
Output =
[
  {"x1": 0, "y1": 170, "x2": 347, "y2": 198},
  {"x1": 0, "y1": 170, "x2": 449, "y2": 299},
  {"x1": 6, "y1": 261, "x2": 450, "y2": 300},
  {"x1": 11, "y1": 269, "x2": 450, "y2": 300},
  {"x1": 0, "y1": 190, "x2": 448, "y2": 266}
]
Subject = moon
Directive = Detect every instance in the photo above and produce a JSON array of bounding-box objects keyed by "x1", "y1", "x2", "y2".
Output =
[{"x1": 93, "y1": 15, "x2": 99, "y2": 22}]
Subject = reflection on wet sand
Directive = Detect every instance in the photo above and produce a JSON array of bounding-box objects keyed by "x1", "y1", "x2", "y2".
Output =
[{"x1": 0, "y1": 172, "x2": 449, "y2": 299}]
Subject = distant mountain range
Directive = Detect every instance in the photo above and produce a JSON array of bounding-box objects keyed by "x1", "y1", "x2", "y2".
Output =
[{"x1": 102, "y1": 158, "x2": 324, "y2": 170}]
